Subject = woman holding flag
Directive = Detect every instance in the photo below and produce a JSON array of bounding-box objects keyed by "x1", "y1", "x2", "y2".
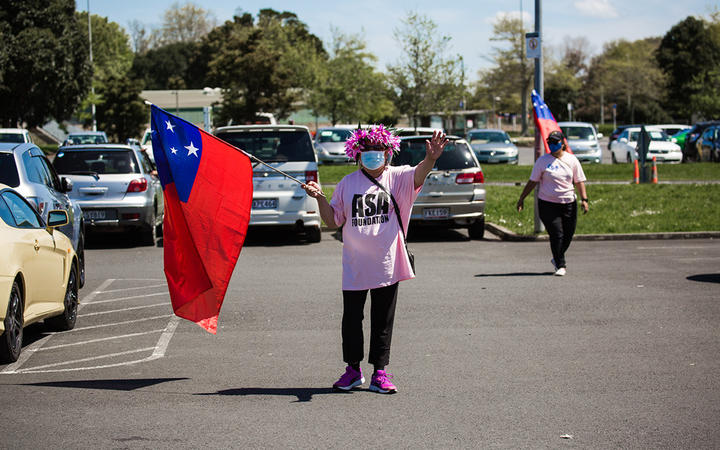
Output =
[
  {"x1": 516, "y1": 130, "x2": 588, "y2": 276},
  {"x1": 303, "y1": 125, "x2": 447, "y2": 394}
]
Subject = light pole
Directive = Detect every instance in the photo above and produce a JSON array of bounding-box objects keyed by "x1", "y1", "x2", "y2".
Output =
[
  {"x1": 87, "y1": 0, "x2": 96, "y2": 131},
  {"x1": 533, "y1": 0, "x2": 544, "y2": 233}
]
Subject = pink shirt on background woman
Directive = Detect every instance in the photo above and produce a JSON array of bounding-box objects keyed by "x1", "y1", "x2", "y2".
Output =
[
  {"x1": 530, "y1": 152, "x2": 587, "y2": 204},
  {"x1": 329, "y1": 165, "x2": 421, "y2": 291}
]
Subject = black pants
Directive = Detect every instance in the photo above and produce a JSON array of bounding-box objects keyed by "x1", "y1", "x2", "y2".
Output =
[
  {"x1": 538, "y1": 199, "x2": 577, "y2": 269},
  {"x1": 341, "y1": 282, "x2": 399, "y2": 367}
]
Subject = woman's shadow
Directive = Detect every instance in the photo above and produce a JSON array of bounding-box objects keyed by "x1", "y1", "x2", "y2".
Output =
[{"x1": 196, "y1": 387, "x2": 351, "y2": 403}]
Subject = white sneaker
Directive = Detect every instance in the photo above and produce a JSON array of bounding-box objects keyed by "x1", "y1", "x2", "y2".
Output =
[{"x1": 554, "y1": 267, "x2": 566, "y2": 276}]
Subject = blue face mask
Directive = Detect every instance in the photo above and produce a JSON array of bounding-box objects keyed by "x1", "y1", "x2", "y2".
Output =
[
  {"x1": 360, "y1": 151, "x2": 386, "y2": 170},
  {"x1": 548, "y1": 142, "x2": 563, "y2": 152}
]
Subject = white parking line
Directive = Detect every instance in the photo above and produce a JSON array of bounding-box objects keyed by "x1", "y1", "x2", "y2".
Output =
[
  {"x1": 67, "y1": 314, "x2": 173, "y2": 332},
  {"x1": 38, "y1": 330, "x2": 165, "y2": 351},
  {"x1": 90, "y1": 292, "x2": 167, "y2": 305},
  {"x1": 78, "y1": 303, "x2": 168, "y2": 317},
  {"x1": 16, "y1": 347, "x2": 156, "y2": 371},
  {"x1": 98, "y1": 284, "x2": 167, "y2": 293}
]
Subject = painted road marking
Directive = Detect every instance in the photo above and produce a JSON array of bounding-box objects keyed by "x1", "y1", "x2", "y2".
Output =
[
  {"x1": 38, "y1": 330, "x2": 165, "y2": 351},
  {"x1": 78, "y1": 303, "x2": 168, "y2": 317},
  {"x1": 66, "y1": 314, "x2": 173, "y2": 332},
  {"x1": 90, "y1": 292, "x2": 167, "y2": 305}
]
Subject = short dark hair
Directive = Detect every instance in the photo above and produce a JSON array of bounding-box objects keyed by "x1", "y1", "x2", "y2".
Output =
[{"x1": 547, "y1": 130, "x2": 564, "y2": 144}]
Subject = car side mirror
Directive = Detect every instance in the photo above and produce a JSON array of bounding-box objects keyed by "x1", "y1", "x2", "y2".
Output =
[
  {"x1": 619, "y1": 138, "x2": 628, "y2": 143},
  {"x1": 597, "y1": 133, "x2": 604, "y2": 139},
  {"x1": 61, "y1": 177, "x2": 73, "y2": 193},
  {"x1": 47, "y1": 210, "x2": 69, "y2": 227}
]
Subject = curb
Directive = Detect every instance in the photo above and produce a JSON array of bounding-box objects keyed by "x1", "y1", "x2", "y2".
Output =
[{"x1": 484, "y1": 222, "x2": 720, "y2": 241}]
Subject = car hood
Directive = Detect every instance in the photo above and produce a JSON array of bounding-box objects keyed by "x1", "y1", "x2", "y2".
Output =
[
  {"x1": 470, "y1": 142, "x2": 516, "y2": 151},
  {"x1": 316, "y1": 142, "x2": 347, "y2": 153}
]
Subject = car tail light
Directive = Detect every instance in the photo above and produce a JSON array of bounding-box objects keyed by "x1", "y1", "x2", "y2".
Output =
[
  {"x1": 455, "y1": 171, "x2": 484, "y2": 184},
  {"x1": 127, "y1": 178, "x2": 148, "y2": 193},
  {"x1": 305, "y1": 170, "x2": 318, "y2": 183}
]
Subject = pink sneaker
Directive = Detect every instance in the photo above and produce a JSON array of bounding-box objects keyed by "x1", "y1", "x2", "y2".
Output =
[
  {"x1": 333, "y1": 366, "x2": 364, "y2": 391},
  {"x1": 369, "y1": 370, "x2": 397, "y2": 394}
]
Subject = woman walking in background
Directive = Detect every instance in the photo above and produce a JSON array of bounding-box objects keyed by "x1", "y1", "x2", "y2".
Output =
[{"x1": 516, "y1": 130, "x2": 588, "y2": 276}]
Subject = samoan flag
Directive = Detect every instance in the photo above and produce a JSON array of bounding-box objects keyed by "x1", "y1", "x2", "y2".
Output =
[
  {"x1": 531, "y1": 89, "x2": 572, "y2": 154},
  {"x1": 150, "y1": 105, "x2": 253, "y2": 334}
]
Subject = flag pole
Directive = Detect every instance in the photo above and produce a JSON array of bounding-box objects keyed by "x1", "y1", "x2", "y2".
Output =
[{"x1": 145, "y1": 101, "x2": 325, "y2": 197}]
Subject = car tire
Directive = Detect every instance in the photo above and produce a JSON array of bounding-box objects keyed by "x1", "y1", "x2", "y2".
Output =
[
  {"x1": 611, "y1": 152, "x2": 617, "y2": 164},
  {"x1": 627, "y1": 152, "x2": 632, "y2": 163},
  {"x1": 140, "y1": 209, "x2": 157, "y2": 246},
  {"x1": 305, "y1": 226, "x2": 322, "y2": 243},
  {"x1": 0, "y1": 281, "x2": 24, "y2": 363},
  {"x1": 45, "y1": 264, "x2": 78, "y2": 332},
  {"x1": 468, "y1": 218, "x2": 485, "y2": 240}
]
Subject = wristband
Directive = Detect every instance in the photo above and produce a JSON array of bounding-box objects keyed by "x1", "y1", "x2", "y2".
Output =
[{"x1": 581, "y1": 198, "x2": 588, "y2": 202}]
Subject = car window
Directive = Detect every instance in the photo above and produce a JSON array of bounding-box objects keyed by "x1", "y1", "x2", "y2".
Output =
[
  {"x1": 22, "y1": 150, "x2": 53, "y2": 186},
  {"x1": 0, "y1": 194, "x2": 16, "y2": 226},
  {"x1": 40, "y1": 156, "x2": 62, "y2": 191},
  {"x1": 560, "y1": 126, "x2": 595, "y2": 140},
  {"x1": 467, "y1": 131, "x2": 508, "y2": 143},
  {"x1": 0, "y1": 132, "x2": 25, "y2": 143},
  {"x1": 317, "y1": 129, "x2": 352, "y2": 143},
  {"x1": 393, "y1": 140, "x2": 477, "y2": 170},
  {"x1": 138, "y1": 151, "x2": 155, "y2": 173},
  {"x1": 216, "y1": 130, "x2": 315, "y2": 162},
  {"x1": 69, "y1": 134, "x2": 108, "y2": 144},
  {"x1": 0, "y1": 153, "x2": 20, "y2": 187},
  {"x1": 53, "y1": 150, "x2": 140, "y2": 174},
  {"x1": 1, "y1": 191, "x2": 42, "y2": 228}
]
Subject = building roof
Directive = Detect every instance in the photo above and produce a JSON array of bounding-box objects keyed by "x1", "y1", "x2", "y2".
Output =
[{"x1": 140, "y1": 89, "x2": 224, "y2": 109}]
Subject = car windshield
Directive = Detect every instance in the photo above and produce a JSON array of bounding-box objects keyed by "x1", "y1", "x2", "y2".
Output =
[
  {"x1": 216, "y1": 130, "x2": 315, "y2": 162},
  {"x1": 467, "y1": 131, "x2": 509, "y2": 144},
  {"x1": 629, "y1": 130, "x2": 669, "y2": 142},
  {"x1": 393, "y1": 140, "x2": 477, "y2": 170},
  {"x1": 53, "y1": 150, "x2": 140, "y2": 174},
  {"x1": 561, "y1": 126, "x2": 595, "y2": 140},
  {"x1": 69, "y1": 134, "x2": 107, "y2": 144},
  {"x1": 0, "y1": 153, "x2": 20, "y2": 187},
  {"x1": 317, "y1": 129, "x2": 352, "y2": 143},
  {"x1": 0, "y1": 132, "x2": 26, "y2": 143}
]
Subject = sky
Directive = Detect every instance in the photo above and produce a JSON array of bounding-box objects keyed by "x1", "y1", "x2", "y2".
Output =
[{"x1": 76, "y1": 0, "x2": 717, "y2": 82}]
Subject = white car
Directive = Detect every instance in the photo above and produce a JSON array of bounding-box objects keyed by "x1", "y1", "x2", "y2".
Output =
[
  {"x1": 314, "y1": 126, "x2": 354, "y2": 164},
  {"x1": 0, "y1": 128, "x2": 32, "y2": 144},
  {"x1": 610, "y1": 126, "x2": 682, "y2": 163},
  {"x1": 558, "y1": 121, "x2": 603, "y2": 164}
]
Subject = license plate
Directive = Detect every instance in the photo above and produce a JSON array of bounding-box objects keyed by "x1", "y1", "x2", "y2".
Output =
[
  {"x1": 252, "y1": 199, "x2": 278, "y2": 209},
  {"x1": 487, "y1": 158, "x2": 499, "y2": 163},
  {"x1": 423, "y1": 207, "x2": 449, "y2": 219},
  {"x1": 85, "y1": 210, "x2": 106, "y2": 220}
]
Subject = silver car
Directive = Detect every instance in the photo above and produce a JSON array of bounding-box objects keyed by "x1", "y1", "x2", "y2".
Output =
[
  {"x1": 214, "y1": 125, "x2": 322, "y2": 242},
  {"x1": 391, "y1": 136, "x2": 486, "y2": 239},
  {"x1": 314, "y1": 127, "x2": 354, "y2": 164},
  {"x1": 466, "y1": 129, "x2": 518, "y2": 164},
  {"x1": 558, "y1": 122, "x2": 603, "y2": 163},
  {"x1": 52, "y1": 144, "x2": 164, "y2": 246},
  {"x1": 0, "y1": 142, "x2": 86, "y2": 287}
]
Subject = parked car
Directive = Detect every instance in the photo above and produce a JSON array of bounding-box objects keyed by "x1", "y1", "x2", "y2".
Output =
[
  {"x1": 394, "y1": 127, "x2": 444, "y2": 137},
  {"x1": 671, "y1": 128, "x2": 691, "y2": 149},
  {"x1": 698, "y1": 125, "x2": 720, "y2": 162},
  {"x1": 0, "y1": 128, "x2": 32, "y2": 144},
  {"x1": 608, "y1": 124, "x2": 638, "y2": 150},
  {"x1": 682, "y1": 121, "x2": 720, "y2": 162},
  {"x1": 609, "y1": 126, "x2": 682, "y2": 163},
  {"x1": 466, "y1": 128, "x2": 518, "y2": 164},
  {"x1": 391, "y1": 136, "x2": 486, "y2": 239},
  {"x1": 52, "y1": 144, "x2": 164, "y2": 246},
  {"x1": 64, "y1": 131, "x2": 108, "y2": 145},
  {"x1": 314, "y1": 127, "x2": 354, "y2": 164},
  {"x1": 558, "y1": 122, "x2": 603, "y2": 163},
  {"x1": 213, "y1": 125, "x2": 322, "y2": 242},
  {"x1": 0, "y1": 185, "x2": 79, "y2": 362},
  {"x1": 0, "y1": 143, "x2": 85, "y2": 287},
  {"x1": 654, "y1": 124, "x2": 690, "y2": 137}
]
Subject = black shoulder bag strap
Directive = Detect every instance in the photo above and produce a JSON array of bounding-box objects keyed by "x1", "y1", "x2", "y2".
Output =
[{"x1": 361, "y1": 169, "x2": 415, "y2": 271}]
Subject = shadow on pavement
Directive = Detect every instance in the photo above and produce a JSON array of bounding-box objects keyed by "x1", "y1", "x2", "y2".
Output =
[
  {"x1": 196, "y1": 387, "x2": 346, "y2": 403},
  {"x1": 474, "y1": 272, "x2": 554, "y2": 277},
  {"x1": 242, "y1": 228, "x2": 317, "y2": 247},
  {"x1": 687, "y1": 273, "x2": 720, "y2": 284},
  {"x1": 407, "y1": 227, "x2": 470, "y2": 242},
  {"x1": 18, "y1": 378, "x2": 189, "y2": 391}
]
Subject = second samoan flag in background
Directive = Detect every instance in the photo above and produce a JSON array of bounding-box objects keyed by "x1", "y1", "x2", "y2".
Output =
[
  {"x1": 150, "y1": 105, "x2": 253, "y2": 334},
  {"x1": 531, "y1": 89, "x2": 572, "y2": 154}
]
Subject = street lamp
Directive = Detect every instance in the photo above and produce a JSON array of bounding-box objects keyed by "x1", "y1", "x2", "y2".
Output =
[{"x1": 87, "y1": 0, "x2": 96, "y2": 131}]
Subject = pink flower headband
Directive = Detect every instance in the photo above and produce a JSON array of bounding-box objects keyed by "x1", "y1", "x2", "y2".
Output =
[{"x1": 344, "y1": 124, "x2": 401, "y2": 159}]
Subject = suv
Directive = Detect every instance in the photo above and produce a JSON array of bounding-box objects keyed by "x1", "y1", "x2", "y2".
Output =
[
  {"x1": 53, "y1": 144, "x2": 164, "y2": 246},
  {"x1": 213, "y1": 125, "x2": 322, "y2": 242},
  {"x1": 0, "y1": 128, "x2": 33, "y2": 144},
  {"x1": 391, "y1": 136, "x2": 486, "y2": 239},
  {"x1": 0, "y1": 143, "x2": 85, "y2": 287},
  {"x1": 558, "y1": 122, "x2": 603, "y2": 163}
]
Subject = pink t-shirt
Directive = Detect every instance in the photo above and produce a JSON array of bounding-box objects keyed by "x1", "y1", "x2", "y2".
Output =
[
  {"x1": 530, "y1": 152, "x2": 587, "y2": 204},
  {"x1": 330, "y1": 165, "x2": 420, "y2": 291}
]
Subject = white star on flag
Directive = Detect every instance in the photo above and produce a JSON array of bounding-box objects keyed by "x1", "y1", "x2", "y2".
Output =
[
  {"x1": 185, "y1": 142, "x2": 199, "y2": 157},
  {"x1": 170, "y1": 147, "x2": 178, "y2": 154},
  {"x1": 166, "y1": 120, "x2": 175, "y2": 133}
]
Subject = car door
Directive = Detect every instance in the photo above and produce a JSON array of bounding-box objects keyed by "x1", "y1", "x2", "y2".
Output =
[
  {"x1": 1, "y1": 191, "x2": 64, "y2": 315},
  {"x1": 138, "y1": 150, "x2": 163, "y2": 219},
  {"x1": 37, "y1": 155, "x2": 76, "y2": 243}
]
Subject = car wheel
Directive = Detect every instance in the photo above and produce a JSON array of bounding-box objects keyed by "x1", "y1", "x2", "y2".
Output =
[
  {"x1": 140, "y1": 209, "x2": 157, "y2": 246},
  {"x1": 77, "y1": 231, "x2": 85, "y2": 289},
  {"x1": 45, "y1": 264, "x2": 78, "y2": 332},
  {"x1": 611, "y1": 152, "x2": 617, "y2": 164},
  {"x1": 468, "y1": 217, "x2": 485, "y2": 240},
  {"x1": 305, "y1": 226, "x2": 321, "y2": 243},
  {"x1": 0, "y1": 281, "x2": 24, "y2": 363},
  {"x1": 627, "y1": 152, "x2": 632, "y2": 163}
]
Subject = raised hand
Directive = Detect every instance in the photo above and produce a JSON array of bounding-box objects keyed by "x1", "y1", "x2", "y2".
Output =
[{"x1": 425, "y1": 130, "x2": 448, "y2": 161}]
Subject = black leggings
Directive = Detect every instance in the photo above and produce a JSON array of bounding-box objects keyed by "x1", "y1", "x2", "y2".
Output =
[
  {"x1": 341, "y1": 283, "x2": 399, "y2": 367},
  {"x1": 538, "y1": 199, "x2": 577, "y2": 269}
]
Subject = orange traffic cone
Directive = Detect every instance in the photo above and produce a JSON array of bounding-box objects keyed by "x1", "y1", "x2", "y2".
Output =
[
  {"x1": 652, "y1": 156, "x2": 658, "y2": 184},
  {"x1": 633, "y1": 159, "x2": 639, "y2": 184}
]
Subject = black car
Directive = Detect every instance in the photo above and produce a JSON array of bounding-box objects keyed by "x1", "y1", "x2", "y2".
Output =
[
  {"x1": 683, "y1": 120, "x2": 720, "y2": 162},
  {"x1": 698, "y1": 125, "x2": 720, "y2": 162},
  {"x1": 608, "y1": 124, "x2": 639, "y2": 150}
]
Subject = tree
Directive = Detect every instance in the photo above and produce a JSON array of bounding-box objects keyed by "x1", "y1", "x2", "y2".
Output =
[
  {"x1": 202, "y1": 9, "x2": 326, "y2": 125},
  {"x1": 387, "y1": 12, "x2": 463, "y2": 130},
  {"x1": 544, "y1": 38, "x2": 590, "y2": 121},
  {"x1": 159, "y1": 1, "x2": 216, "y2": 45},
  {"x1": 0, "y1": 0, "x2": 91, "y2": 127},
  {"x1": 95, "y1": 74, "x2": 147, "y2": 141},
  {"x1": 130, "y1": 41, "x2": 206, "y2": 89},
  {"x1": 307, "y1": 29, "x2": 395, "y2": 125}
]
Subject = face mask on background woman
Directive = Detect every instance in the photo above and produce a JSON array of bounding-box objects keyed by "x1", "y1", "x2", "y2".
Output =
[{"x1": 360, "y1": 151, "x2": 386, "y2": 170}]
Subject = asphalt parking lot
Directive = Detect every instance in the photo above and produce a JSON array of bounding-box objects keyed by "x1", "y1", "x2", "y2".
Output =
[{"x1": 0, "y1": 230, "x2": 718, "y2": 448}]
